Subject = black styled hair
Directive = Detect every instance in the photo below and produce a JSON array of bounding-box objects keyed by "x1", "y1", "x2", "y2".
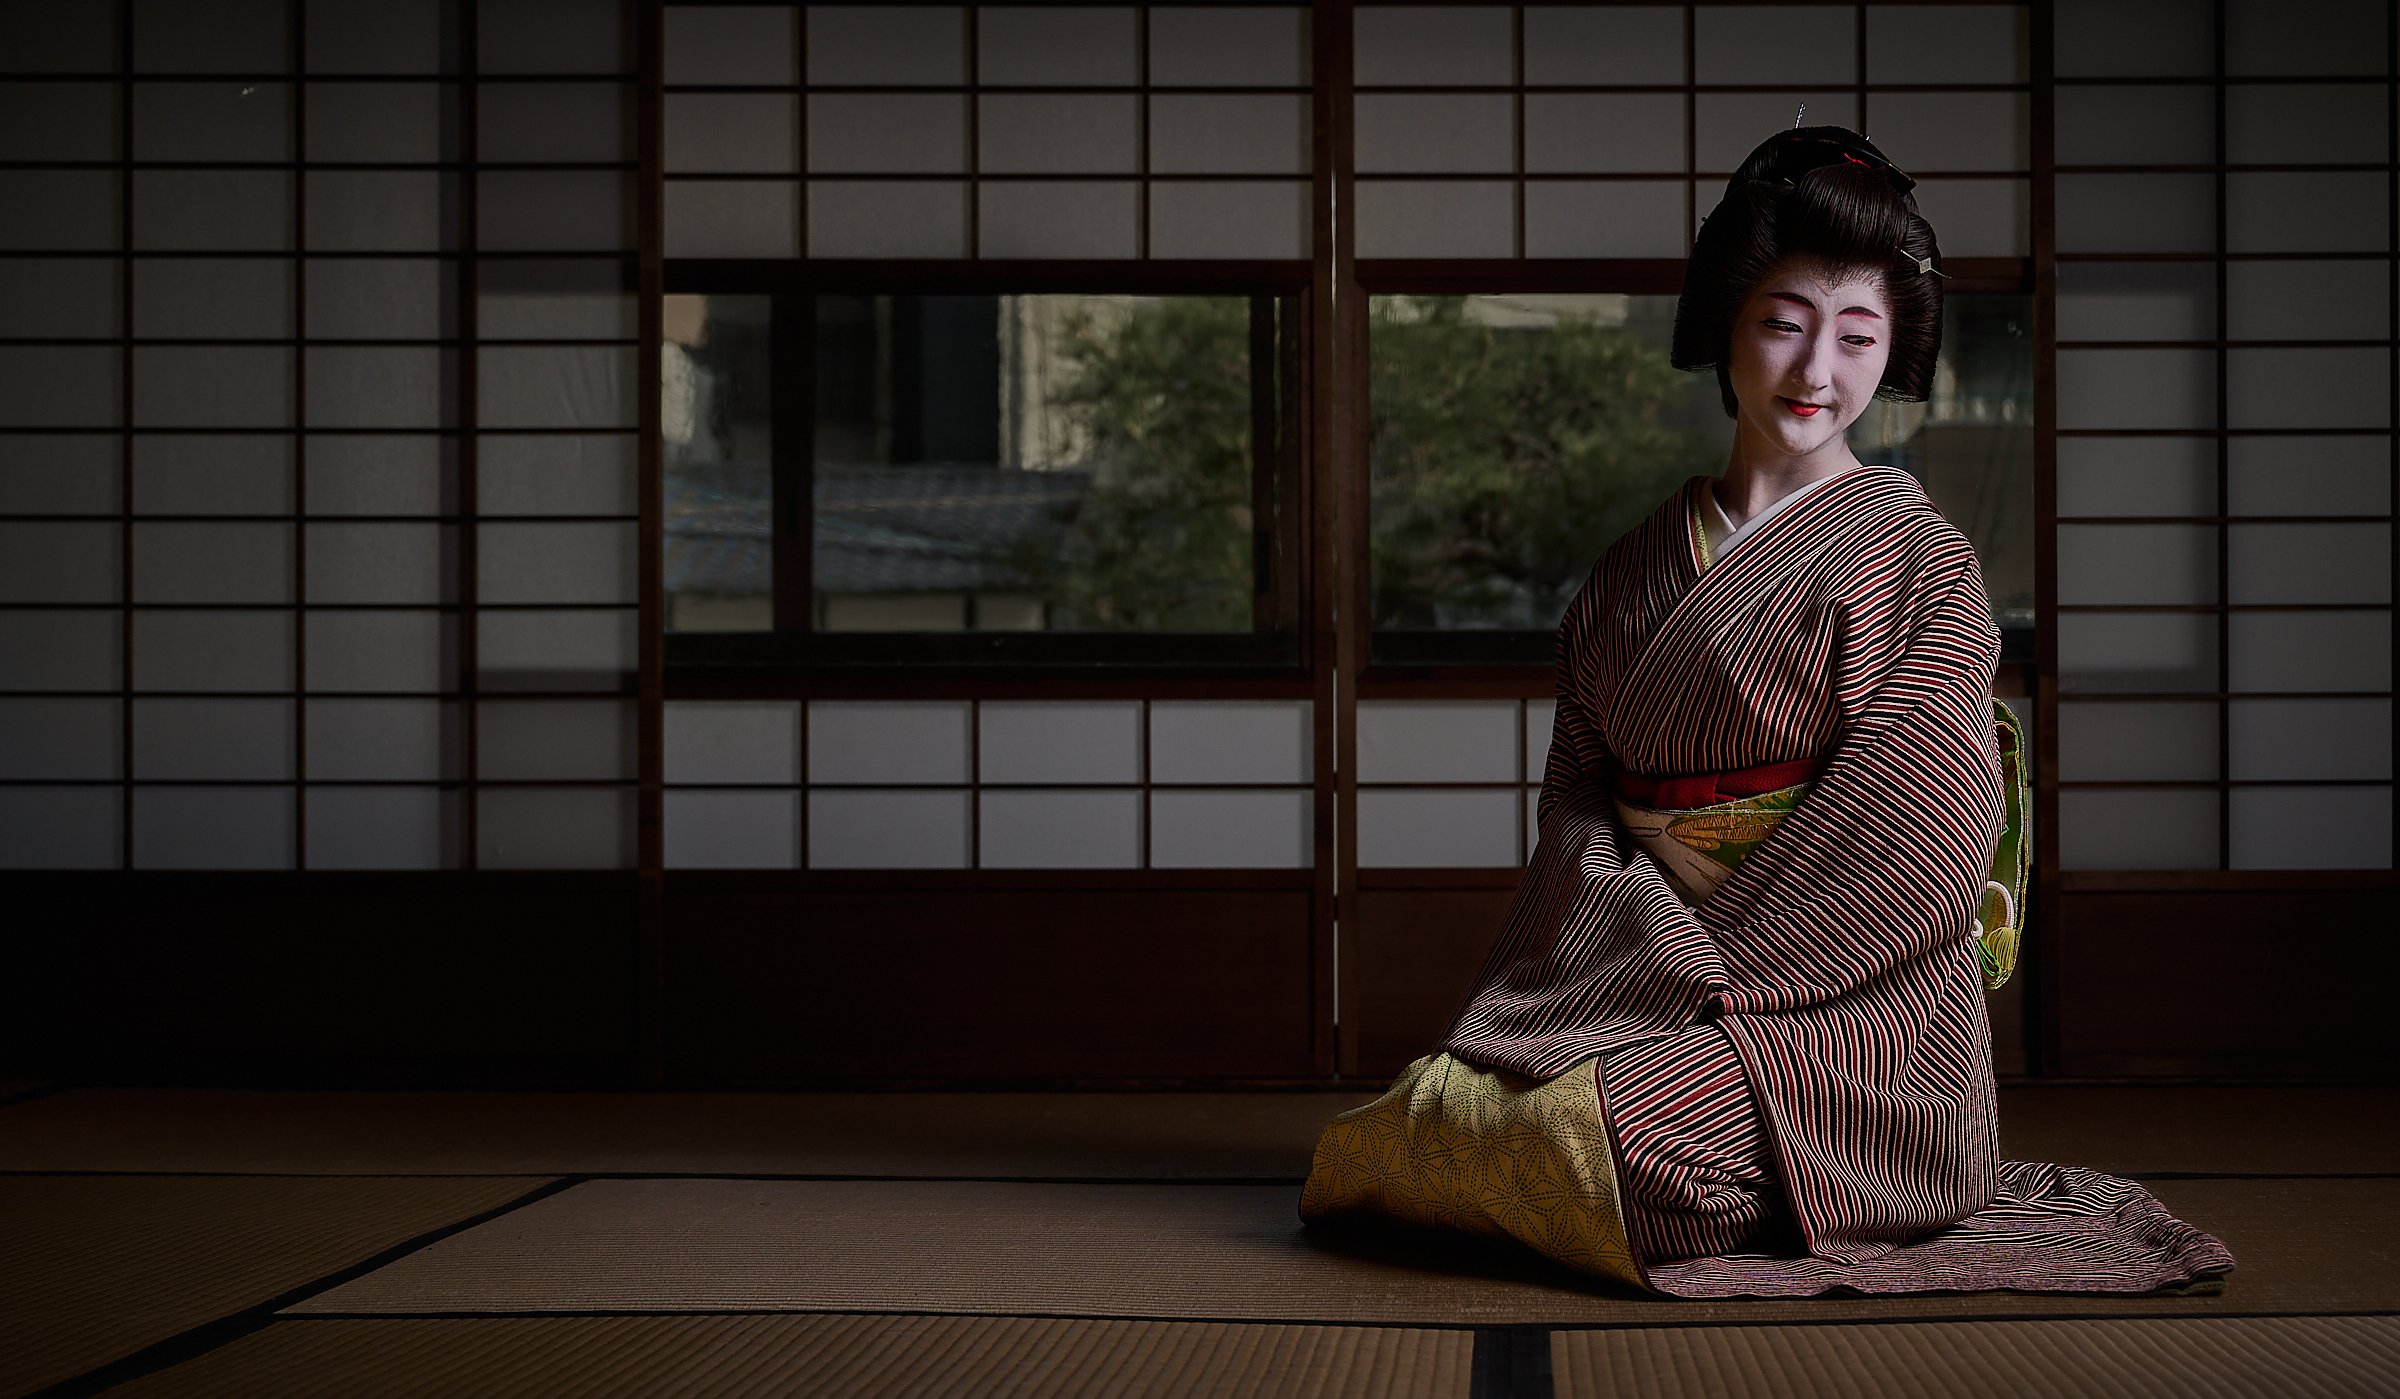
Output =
[{"x1": 1670, "y1": 124, "x2": 1944, "y2": 419}]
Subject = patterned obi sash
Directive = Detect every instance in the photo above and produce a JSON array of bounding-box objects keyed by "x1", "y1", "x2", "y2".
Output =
[{"x1": 1609, "y1": 699, "x2": 2031, "y2": 992}]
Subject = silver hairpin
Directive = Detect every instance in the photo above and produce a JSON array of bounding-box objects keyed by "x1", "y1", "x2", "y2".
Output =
[
  {"x1": 1899, "y1": 245, "x2": 1949, "y2": 278},
  {"x1": 1794, "y1": 101, "x2": 1805, "y2": 128}
]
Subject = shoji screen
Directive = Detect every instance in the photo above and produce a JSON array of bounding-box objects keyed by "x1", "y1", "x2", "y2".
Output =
[
  {"x1": 0, "y1": 0, "x2": 642, "y2": 872},
  {"x1": 2052, "y1": 0, "x2": 2395, "y2": 871}
]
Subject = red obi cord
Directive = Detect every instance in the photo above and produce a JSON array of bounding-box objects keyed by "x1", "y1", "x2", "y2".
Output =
[{"x1": 1615, "y1": 756, "x2": 1822, "y2": 809}]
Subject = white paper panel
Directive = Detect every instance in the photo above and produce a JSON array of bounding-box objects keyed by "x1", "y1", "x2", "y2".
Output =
[
  {"x1": 0, "y1": 788, "x2": 121, "y2": 869},
  {"x1": 979, "y1": 6, "x2": 1135, "y2": 86},
  {"x1": 302, "y1": 610, "x2": 448, "y2": 692},
  {"x1": 979, "y1": 701, "x2": 1142, "y2": 784},
  {"x1": 480, "y1": 82, "x2": 628, "y2": 164},
  {"x1": 808, "y1": 6, "x2": 964, "y2": 86},
  {"x1": 2229, "y1": 173, "x2": 2391, "y2": 255},
  {"x1": 132, "y1": 522, "x2": 291, "y2": 604},
  {"x1": 806, "y1": 788, "x2": 971, "y2": 868},
  {"x1": 2223, "y1": 0, "x2": 2389, "y2": 77},
  {"x1": 1354, "y1": 181, "x2": 1513, "y2": 260},
  {"x1": 2056, "y1": 611, "x2": 2217, "y2": 694},
  {"x1": 1148, "y1": 7, "x2": 1307, "y2": 88},
  {"x1": 2228, "y1": 523, "x2": 2389, "y2": 606},
  {"x1": 133, "y1": 82, "x2": 290, "y2": 162},
  {"x1": 133, "y1": 171, "x2": 293, "y2": 252},
  {"x1": 307, "y1": 0, "x2": 451, "y2": 76},
  {"x1": 133, "y1": 0, "x2": 289, "y2": 73},
  {"x1": 0, "y1": 348, "x2": 120, "y2": 429},
  {"x1": 1149, "y1": 789, "x2": 1311, "y2": 868},
  {"x1": 1694, "y1": 92, "x2": 1857, "y2": 173},
  {"x1": 809, "y1": 700, "x2": 971, "y2": 784},
  {"x1": 2230, "y1": 698, "x2": 2392, "y2": 783},
  {"x1": 666, "y1": 95, "x2": 799, "y2": 175},
  {"x1": 134, "y1": 612, "x2": 293, "y2": 691},
  {"x1": 2231, "y1": 786, "x2": 2391, "y2": 869},
  {"x1": 2056, "y1": 523, "x2": 2215, "y2": 607},
  {"x1": 306, "y1": 172, "x2": 459, "y2": 251},
  {"x1": 0, "y1": 172, "x2": 120, "y2": 251},
  {"x1": 664, "y1": 7, "x2": 799, "y2": 87},
  {"x1": 304, "y1": 523, "x2": 452, "y2": 605},
  {"x1": 0, "y1": 523, "x2": 119, "y2": 603},
  {"x1": 0, "y1": 698, "x2": 121, "y2": 781},
  {"x1": 478, "y1": 434, "x2": 636, "y2": 516},
  {"x1": 1523, "y1": 95, "x2": 1683, "y2": 175},
  {"x1": 1149, "y1": 182, "x2": 1310, "y2": 260},
  {"x1": 2226, "y1": 437, "x2": 2392, "y2": 517},
  {"x1": 476, "y1": 700, "x2": 633, "y2": 782},
  {"x1": 1524, "y1": 700, "x2": 1555, "y2": 779},
  {"x1": 978, "y1": 789, "x2": 1143, "y2": 868},
  {"x1": 807, "y1": 181, "x2": 968, "y2": 259},
  {"x1": 1522, "y1": 7, "x2": 1683, "y2": 86},
  {"x1": 0, "y1": 0, "x2": 116, "y2": 72},
  {"x1": 665, "y1": 180, "x2": 802, "y2": 259},
  {"x1": 1358, "y1": 700, "x2": 1519, "y2": 783},
  {"x1": 133, "y1": 255, "x2": 292, "y2": 338},
  {"x1": 2055, "y1": 85, "x2": 2216, "y2": 166},
  {"x1": 478, "y1": 171, "x2": 632, "y2": 252},
  {"x1": 0, "y1": 435, "x2": 120, "y2": 515},
  {"x1": 665, "y1": 789, "x2": 801, "y2": 869},
  {"x1": 2055, "y1": 174, "x2": 2214, "y2": 254},
  {"x1": 1699, "y1": 7, "x2": 1859, "y2": 83},
  {"x1": 0, "y1": 612, "x2": 120, "y2": 691},
  {"x1": 2227, "y1": 347, "x2": 2391, "y2": 433},
  {"x1": 1355, "y1": 95, "x2": 1513, "y2": 175},
  {"x1": 806, "y1": 93, "x2": 966, "y2": 174},
  {"x1": 1354, "y1": 5, "x2": 1511, "y2": 85},
  {"x1": 978, "y1": 181, "x2": 1137, "y2": 260},
  {"x1": 2055, "y1": 436, "x2": 2214, "y2": 518},
  {"x1": 1149, "y1": 700, "x2": 1310, "y2": 785},
  {"x1": 478, "y1": 261, "x2": 632, "y2": 341},
  {"x1": 1905, "y1": 179, "x2": 2028, "y2": 259},
  {"x1": 2229, "y1": 611, "x2": 2391, "y2": 693},
  {"x1": 1862, "y1": 92, "x2": 2026, "y2": 171},
  {"x1": 477, "y1": 787, "x2": 634, "y2": 869},
  {"x1": 1528, "y1": 181, "x2": 1687, "y2": 260},
  {"x1": 306, "y1": 259, "x2": 454, "y2": 340},
  {"x1": 2054, "y1": 0, "x2": 2214, "y2": 78},
  {"x1": 2057, "y1": 701, "x2": 2217, "y2": 782},
  {"x1": 305, "y1": 697, "x2": 459, "y2": 781},
  {"x1": 479, "y1": 0, "x2": 627, "y2": 75},
  {"x1": 304, "y1": 347, "x2": 449, "y2": 429},
  {"x1": 980, "y1": 95, "x2": 1138, "y2": 175},
  {"x1": 664, "y1": 700, "x2": 802, "y2": 785},
  {"x1": 1149, "y1": 95, "x2": 1309, "y2": 176},
  {"x1": 2227, "y1": 83, "x2": 2387, "y2": 165},
  {"x1": 133, "y1": 697, "x2": 294, "y2": 780},
  {"x1": 2059, "y1": 789, "x2": 2218, "y2": 870},
  {"x1": 2055, "y1": 262, "x2": 2215, "y2": 344},
  {"x1": 306, "y1": 787, "x2": 458, "y2": 870},
  {"x1": 478, "y1": 608, "x2": 633, "y2": 690},
  {"x1": 478, "y1": 347, "x2": 635, "y2": 430},
  {"x1": 133, "y1": 347, "x2": 294, "y2": 429},
  {"x1": 305, "y1": 85, "x2": 452, "y2": 163},
  {"x1": 1359, "y1": 787, "x2": 1521, "y2": 868},
  {"x1": 477, "y1": 523, "x2": 636, "y2": 604},
  {"x1": 0, "y1": 259, "x2": 119, "y2": 339},
  {"x1": 305, "y1": 436, "x2": 454, "y2": 516},
  {"x1": 2055, "y1": 349, "x2": 2216, "y2": 431},
  {"x1": 2227, "y1": 260, "x2": 2391, "y2": 343},
  {"x1": 1866, "y1": 4, "x2": 2024, "y2": 84},
  {"x1": 135, "y1": 786, "x2": 296, "y2": 870}
]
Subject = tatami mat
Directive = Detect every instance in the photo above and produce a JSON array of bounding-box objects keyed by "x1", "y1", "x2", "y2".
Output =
[
  {"x1": 0, "y1": 1089, "x2": 1377, "y2": 1178},
  {"x1": 105, "y1": 1315, "x2": 1475, "y2": 1399},
  {"x1": 1551, "y1": 1314, "x2": 2400, "y2": 1399},
  {"x1": 284, "y1": 1176, "x2": 2383, "y2": 1326},
  {"x1": 0, "y1": 1174, "x2": 554, "y2": 1397},
  {"x1": 4, "y1": 1084, "x2": 2392, "y2": 1178}
]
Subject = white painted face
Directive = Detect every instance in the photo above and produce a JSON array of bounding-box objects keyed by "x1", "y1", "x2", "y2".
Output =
[{"x1": 1725, "y1": 256, "x2": 1894, "y2": 456}]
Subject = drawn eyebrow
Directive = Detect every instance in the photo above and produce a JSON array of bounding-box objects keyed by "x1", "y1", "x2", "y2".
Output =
[{"x1": 1766, "y1": 291, "x2": 1882, "y2": 321}]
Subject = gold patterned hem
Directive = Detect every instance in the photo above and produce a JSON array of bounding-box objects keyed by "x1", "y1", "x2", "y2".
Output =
[{"x1": 1298, "y1": 1050, "x2": 1651, "y2": 1293}]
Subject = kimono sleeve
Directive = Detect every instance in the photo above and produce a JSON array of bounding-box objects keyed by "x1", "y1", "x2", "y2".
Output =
[{"x1": 1535, "y1": 565, "x2": 1622, "y2": 833}]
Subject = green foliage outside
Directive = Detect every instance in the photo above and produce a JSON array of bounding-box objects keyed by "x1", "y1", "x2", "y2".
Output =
[{"x1": 1001, "y1": 294, "x2": 1715, "y2": 633}]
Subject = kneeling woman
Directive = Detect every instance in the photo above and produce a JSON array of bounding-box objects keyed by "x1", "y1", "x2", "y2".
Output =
[{"x1": 1300, "y1": 124, "x2": 2234, "y2": 1298}]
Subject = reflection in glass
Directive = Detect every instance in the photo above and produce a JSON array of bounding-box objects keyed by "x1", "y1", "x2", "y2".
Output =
[{"x1": 662, "y1": 293, "x2": 771, "y2": 632}]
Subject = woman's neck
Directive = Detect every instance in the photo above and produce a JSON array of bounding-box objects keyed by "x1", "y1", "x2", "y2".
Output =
[{"x1": 1713, "y1": 454, "x2": 1866, "y2": 531}]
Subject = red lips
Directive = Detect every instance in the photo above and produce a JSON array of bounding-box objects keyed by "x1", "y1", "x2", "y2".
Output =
[{"x1": 1780, "y1": 397, "x2": 1824, "y2": 417}]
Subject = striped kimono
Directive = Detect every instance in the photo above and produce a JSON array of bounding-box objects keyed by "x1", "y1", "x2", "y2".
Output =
[{"x1": 1440, "y1": 464, "x2": 2236, "y2": 1298}]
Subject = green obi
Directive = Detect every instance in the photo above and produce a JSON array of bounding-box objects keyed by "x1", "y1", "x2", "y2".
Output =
[{"x1": 1611, "y1": 698, "x2": 2030, "y2": 993}]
